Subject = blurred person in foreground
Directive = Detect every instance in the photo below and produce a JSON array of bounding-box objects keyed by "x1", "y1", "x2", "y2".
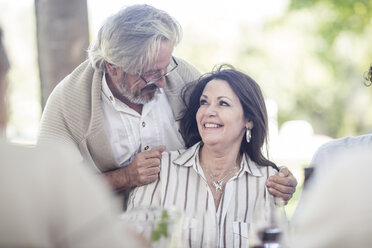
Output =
[
  {"x1": 128, "y1": 65, "x2": 287, "y2": 247},
  {"x1": 285, "y1": 146, "x2": 372, "y2": 247},
  {"x1": 37, "y1": 4, "x2": 296, "y2": 208},
  {"x1": 0, "y1": 27, "x2": 147, "y2": 248},
  {"x1": 0, "y1": 143, "x2": 149, "y2": 248},
  {"x1": 284, "y1": 65, "x2": 372, "y2": 247}
]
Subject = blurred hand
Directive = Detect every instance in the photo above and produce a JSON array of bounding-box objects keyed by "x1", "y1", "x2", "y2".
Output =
[
  {"x1": 126, "y1": 145, "x2": 166, "y2": 187},
  {"x1": 266, "y1": 167, "x2": 297, "y2": 205}
]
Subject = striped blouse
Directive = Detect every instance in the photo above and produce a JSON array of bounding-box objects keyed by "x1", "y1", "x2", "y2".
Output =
[{"x1": 127, "y1": 142, "x2": 280, "y2": 248}]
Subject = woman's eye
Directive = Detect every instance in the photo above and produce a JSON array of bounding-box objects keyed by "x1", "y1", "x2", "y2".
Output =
[
  {"x1": 220, "y1": 101, "x2": 230, "y2": 106},
  {"x1": 200, "y1": 99, "x2": 207, "y2": 105}
]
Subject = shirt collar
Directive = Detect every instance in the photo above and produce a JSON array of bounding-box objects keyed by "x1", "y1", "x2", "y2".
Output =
[
  {"x1": 172, "y1": 142, "x2": 200, "y2": 168},
  {"x1": 172, "y1": 141, "x2": 263, "y2": 177},
  {"x1": 101, "y1": 73, "x2": 115, "y2": 103}
]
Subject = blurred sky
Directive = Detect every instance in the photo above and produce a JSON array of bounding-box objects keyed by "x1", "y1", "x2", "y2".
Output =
[{"x1": 87, "y1": 0, "x2": 288, "y2": 32}]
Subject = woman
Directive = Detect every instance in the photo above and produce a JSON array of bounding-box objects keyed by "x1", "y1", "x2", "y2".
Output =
[{"x1": 127, "y1": 65, "x2": 282, "y2": 247}]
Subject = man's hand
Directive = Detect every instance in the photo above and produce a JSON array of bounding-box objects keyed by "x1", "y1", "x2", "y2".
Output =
[
  {"x1": 266, "y1": 167, "x2": 297, "y2": 204},
  {"x1": 126, "y1": 145, "x2": 166, "y2": 187},
  {"x1": 103, "y1": 145, "x2": 166, "y2": 191}
]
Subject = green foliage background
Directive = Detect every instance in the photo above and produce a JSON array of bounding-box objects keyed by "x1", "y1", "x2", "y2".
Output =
[
  {"x1": 176, "y1": 0, "x2": 372, "y2": 138},
  {"x1": 286, "y1": 0, "x2": 372, "y2": 137}
]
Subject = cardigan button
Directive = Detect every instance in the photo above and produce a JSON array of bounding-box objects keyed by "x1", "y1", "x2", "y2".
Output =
[{"x1": 144, "y1": 145, "x2": 149, "y2": 150}]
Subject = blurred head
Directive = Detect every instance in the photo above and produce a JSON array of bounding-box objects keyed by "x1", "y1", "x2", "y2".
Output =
[
  {"x1": 364, "y1": 64, "x2": 372, "y2": 87},
  {"x1": 88, "y1": 4, "x2": 181, "y2": 104},
  {"x1": 180, "y1": 65, "x2": 277, "y2": 169},
  {"x1": 0, "y1": 27, "x2": 10, "y2": 135}
]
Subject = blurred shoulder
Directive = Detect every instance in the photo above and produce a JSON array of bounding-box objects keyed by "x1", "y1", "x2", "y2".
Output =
[
  {"x1": 311, "y1": 134, "x2": 372, "y2": 168},
  {"x1": 319, "y1": 134, "x2": 372, "y2": 150}
]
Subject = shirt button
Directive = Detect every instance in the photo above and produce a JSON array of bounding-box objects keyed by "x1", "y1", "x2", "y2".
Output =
[
  {"x1": 144, "y1": 145, "x2": 149, "y2": 150},
  {"x1": 109, "y1": 96, "x2": 114, "y2": 101},
  {"x1": 142, "y1": 122, "x2": 146, "y2": 127}
]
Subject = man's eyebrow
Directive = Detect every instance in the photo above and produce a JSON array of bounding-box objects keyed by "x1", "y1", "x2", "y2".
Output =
[{"x1": 143, "y1": 60, "x2": 172, "y2": 75}]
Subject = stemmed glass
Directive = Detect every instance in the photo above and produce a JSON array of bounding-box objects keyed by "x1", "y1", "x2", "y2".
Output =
[{"x1": 248, "y1": 197, "x2": 287, "y2": 248}]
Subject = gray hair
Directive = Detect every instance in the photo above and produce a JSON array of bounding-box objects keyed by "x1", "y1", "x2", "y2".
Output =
[{"x1": 88, "y1": 4, "x2": 182, "y2": 74}]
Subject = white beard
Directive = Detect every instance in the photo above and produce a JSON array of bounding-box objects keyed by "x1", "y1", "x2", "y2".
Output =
[{"x1": 116, "y1": 82, "x2": 158, "y2": 105}]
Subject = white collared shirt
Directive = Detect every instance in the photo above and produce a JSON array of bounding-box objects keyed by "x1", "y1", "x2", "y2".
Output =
[
  {"x1": 127, "y1": 142, "x2": 282, "y2": 247},
  {"x1": 100, "y1": 74, "x2": 185, "y2": 167}
]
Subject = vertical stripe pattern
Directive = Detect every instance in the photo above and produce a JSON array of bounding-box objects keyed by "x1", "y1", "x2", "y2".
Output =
[{"x1": 127, "y1": 142, "x2": 280, "y2": 248}]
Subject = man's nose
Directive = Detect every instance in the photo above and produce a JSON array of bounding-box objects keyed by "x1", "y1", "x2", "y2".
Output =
[{"x1": 154, "y1": 75, "x2": 166, "y2": 88}]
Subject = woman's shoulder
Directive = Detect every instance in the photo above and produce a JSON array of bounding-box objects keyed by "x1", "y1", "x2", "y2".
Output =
[
  {"x1": 243, "y1": 153, "x2": 277, "y2": 177},
  {"x1": 160, "y1": 148, "x2": 187, "y2": 168},
  {"x1": 160, "y1": 144, "x2": 199, "y2": 170},
  {"x1": 161, "y1": 148, "x2": 187, "y2": 159}
]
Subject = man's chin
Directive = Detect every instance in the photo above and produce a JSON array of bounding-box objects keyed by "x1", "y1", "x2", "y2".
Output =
[
  {"x1": 141, "y1": 87, "x2": 158, "y2": 100},
  {"x1": 128, "y1": 92, "x2": 155, "y2": 105}
]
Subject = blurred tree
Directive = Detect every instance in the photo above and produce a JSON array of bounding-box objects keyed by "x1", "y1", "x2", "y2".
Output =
[
  {"x1": 289, "y1": 0, "x2": 372, "y2": 42},
  {"x1": 280, "y1": 0, "x2": 372, "y2": 137},
  {"x1": 35, "y1": 0, "x2": 89, "y2": 108}
]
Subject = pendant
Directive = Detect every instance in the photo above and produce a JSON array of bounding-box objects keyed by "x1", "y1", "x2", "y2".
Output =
[{"x1": 212, "y1": 181, "x2": 223, "y2": 192}]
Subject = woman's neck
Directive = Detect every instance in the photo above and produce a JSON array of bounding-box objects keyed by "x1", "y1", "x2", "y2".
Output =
[
  {"x1": 199, "y1": 144, "x2": 241, "y2": 175},
  {"x1": 199, "y1": 143, "x2": 242, "y2": 210}
]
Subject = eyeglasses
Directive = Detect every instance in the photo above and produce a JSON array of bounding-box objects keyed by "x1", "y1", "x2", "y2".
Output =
[{"x1": 139, "y1": 56, "x2": 178, "y2": 86}]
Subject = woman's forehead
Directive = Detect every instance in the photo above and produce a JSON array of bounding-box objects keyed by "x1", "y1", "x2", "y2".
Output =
[{"x1": 202, "y1": 79, "x2": 237, "y2": 98}]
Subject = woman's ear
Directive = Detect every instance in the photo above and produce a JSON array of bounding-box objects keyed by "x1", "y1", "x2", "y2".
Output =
[{"x1": 245, "y1": 120, "x2": 254, "y2": 130}]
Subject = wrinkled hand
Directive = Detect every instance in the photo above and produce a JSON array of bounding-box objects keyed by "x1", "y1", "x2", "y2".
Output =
[
  {"x1": 127, "y1": 146, "x2": 166, "y2": 187},
  {"x1": 266, "y1": 167, "x2": 297, "y2": 205}
]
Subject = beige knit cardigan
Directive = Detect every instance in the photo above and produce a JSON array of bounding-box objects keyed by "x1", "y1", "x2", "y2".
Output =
[{"x1": 38, "y1": 57, "x2": 201, "y2": 173}]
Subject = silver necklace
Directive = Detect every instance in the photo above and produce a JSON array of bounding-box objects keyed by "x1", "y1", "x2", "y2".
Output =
[{"x1": 204, "y1": 164, "x2": 238, "y2": 193}]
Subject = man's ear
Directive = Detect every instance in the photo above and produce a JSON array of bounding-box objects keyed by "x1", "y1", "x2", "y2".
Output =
[{"x1": 105, "y1": 61, "x2": 117, "y2": 76}]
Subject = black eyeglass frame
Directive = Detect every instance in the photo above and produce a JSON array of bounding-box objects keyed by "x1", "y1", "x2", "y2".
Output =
[{"x1": 139, "y1": 56, "x2": 178, "y2": 86}]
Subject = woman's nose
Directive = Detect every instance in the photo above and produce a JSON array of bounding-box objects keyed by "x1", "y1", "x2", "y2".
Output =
[{"x1": 205, "y1": 104, "x2": 217, "y2": 116}]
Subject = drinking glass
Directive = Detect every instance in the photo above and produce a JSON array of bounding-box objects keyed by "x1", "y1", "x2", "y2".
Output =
[{"x1": 248, "y1": 197, "x2": 287, "y2": 248}]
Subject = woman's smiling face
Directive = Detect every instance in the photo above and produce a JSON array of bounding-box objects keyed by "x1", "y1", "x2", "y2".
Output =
[{"x1": 196, "y1": 79, "x2": 251, "y2": 149}]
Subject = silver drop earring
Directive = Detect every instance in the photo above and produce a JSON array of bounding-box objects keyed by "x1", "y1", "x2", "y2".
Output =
[{"x1": 246, "y1": 128, "x2": 251, "y2": 143}]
